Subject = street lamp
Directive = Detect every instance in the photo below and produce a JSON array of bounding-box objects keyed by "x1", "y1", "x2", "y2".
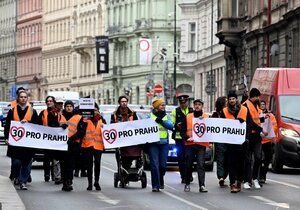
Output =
[{"x1": 173, "y1": 0, "x2": 177, "y2": 105}]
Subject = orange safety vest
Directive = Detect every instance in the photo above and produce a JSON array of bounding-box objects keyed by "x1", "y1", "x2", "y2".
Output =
[
  {"x1": 13, "y1": 106, "x2": 33, "y2": 121},
  {"x1": 81, "y1": 120, "x2": 96, "y2": 148},
  {"x1": 10, "y1": 100, "x2": 18, "y2": 108},
  {"x1": 94, "y1": 119, "x2": 104, "y2": 151},
  {"x1": 262, "y1": 112, "x2": 278, "y2": 144},
  {"x1": 41, "y1": 109, "x2": 66, "y2": 126},
  {"x1": 223, "y1": 106, "x2": 247, "y2": 121},
  {"x1": 185, "y1": 112, "x2": 209, "y2": 147},
  {"x1": 243, "y1": 100, "x2": 262, "y2": 126},
  {"x1": 67, "y1": 114, "x2": 82, "y2": 143}
]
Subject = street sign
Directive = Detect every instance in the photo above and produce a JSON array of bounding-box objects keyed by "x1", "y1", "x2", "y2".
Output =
[{"x1": 154, "y1": 84, "x2": 163, "y2": 94}]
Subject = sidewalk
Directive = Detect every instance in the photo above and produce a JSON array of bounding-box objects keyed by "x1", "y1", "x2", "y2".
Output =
[{"x1": 0, "y1": 146, "x2": 25, "y2": 210}]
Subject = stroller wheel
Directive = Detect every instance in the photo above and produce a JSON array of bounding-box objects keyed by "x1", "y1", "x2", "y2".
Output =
[
  {"x1": 141, "y1": 172, "x2": 147, "y2": 188},
  {"x1": 114, "y1": 173, "x2": 119, "y2": 188}
]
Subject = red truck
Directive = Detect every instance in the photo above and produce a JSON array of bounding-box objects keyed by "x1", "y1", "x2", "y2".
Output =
[{"x1": 251, "y1": 68, "x2": 300, "y2": 172}]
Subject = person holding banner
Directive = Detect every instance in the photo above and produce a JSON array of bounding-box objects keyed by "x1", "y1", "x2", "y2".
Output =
[
  {"x1": 4, "y1": 91, "x2": 39, "y2": 190},
  {"x1": 211, "y1": 96, "x2": 229, "y2": 187},
  {"x1": 220, "y1": 90, "x2": 247, "y2": 193},
  {"x1": 170, "y1": 94, "x2": 193, "y2": 184},
  {"x1": 259, "y1": 100, "x2": 277, "y2": 184},
  {"x1": 182, "y1": 99, "x2": 209, "y2": 193},
  {"x1": 111, "y1": 96, "x2": 140, "y2": 173},
  {"x1": 39, "y1": 96, "x2": 67, "y2": 184},
  {"x1": 243, "y1": 88, "x2": 266, "y2": 190},
  {"x1": 149, "y1": 98, "x2": 174, "y2": 192}
]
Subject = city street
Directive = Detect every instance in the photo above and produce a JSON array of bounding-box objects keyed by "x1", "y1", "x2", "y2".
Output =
[{"x1": 1, "y1": 146, "x2": 300, "y2": 210}]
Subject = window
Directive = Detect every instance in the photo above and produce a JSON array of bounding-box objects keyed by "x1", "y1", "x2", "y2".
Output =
[
  {"x1": 231, "y1": 0, "x2": 238, "y2": 17},
  {"x1": 188, "y1": 22, "x2": 196, "y2": 51},
  {"x1": 250, "y1": 46, "x2": 258, "y2": 74},
  {"x1": 292, "y1": 29, "x2": 299, "y2": 67}
]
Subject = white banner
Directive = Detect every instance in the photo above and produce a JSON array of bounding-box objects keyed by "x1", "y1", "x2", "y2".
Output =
[
  {"x1": 139, "y1": 38, "x2": 152, "y2": 65},
  {"x1": 102, "y1": 119, "x2": 160, "y2": 149},
  {"x1": 192, "y1": 118, "x2": 246, "y2": 144},
  {"x1": 261, "y1": 117, "x2": 276, "y2": 139},
  {"x1": 8, "y1": 121, "x2": 68, "y2": 151}
]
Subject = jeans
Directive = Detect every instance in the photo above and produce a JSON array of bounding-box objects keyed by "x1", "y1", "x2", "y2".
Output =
[
  {"x1": 11, "y1": 158, "x2": 22, "y2": 179},
  {"x1": 185, "y1": 144, "x2": 206, "y2": 187},
  {"x1": 148, "y1": 143, "x2": 169, "y2": 189},
  {"x1": 19, "y1": 158, "x2": 33, "y2": 184}
]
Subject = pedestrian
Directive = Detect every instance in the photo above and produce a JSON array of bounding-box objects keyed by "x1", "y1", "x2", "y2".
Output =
[
  {"x1": 39, "y1": 96, "x2": 66, "y2": 184},
  {"x1": 4, "y1": 91, "x2": 39, "y2": 190},
  {"x1": 243, "y1": 88, "x2": 267, "y2": 190},
  {"x1": 111, "y1": 96, "x2": 140, "y2": 172},
  {"x1": 259, "y1": 100, "x2": 277, "y2": 184},
  {"x1": 183, "y1": 99, "x2": 209, "y2": 193},
  {"x1": 220, "y1": 90, "x2": 247, "y2": 193},
  {"x1": 211, "y1": 96, "x2": 229, "y2": 187},
  {"x1": 149, "y1": 98, "x2": 174, "y2": 192},
  {"x1": 170, "y1": 94, "x2": 193, "y2": 184}
]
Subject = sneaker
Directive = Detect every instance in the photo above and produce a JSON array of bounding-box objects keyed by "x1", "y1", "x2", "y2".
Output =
[
  {"x1": 152, "y1": 187, "x2": 160, "y2": 192},
  {"x1": 230, "y1": 184, "x2": 239, "y2": 193},
  {"x1": 20, "y1": 183, "x2": 27, "y2": 190},
  {"x1": 44, "y1": 175, "x2": 50, "y2": 182},
  {"x1": 243, "y1": 182, "x2": 251, "y2": 189},
  {"x1": 94, "y1": 182, "x2": 101, "y2": 191},
  {"x1": 159, "y1": 185, "x2": 164, "y2": 190},
  {"x1": 13, "y1": 178, "x2": 20, "y2": 185},
  {"x1": 87, "y1": 185, "x2": 92, "y2": 191},
  {"x1": 219, "y1": 178, "x2": 226, "y2": 187},
  {"x1": 199, "y1": 186, "x2": 208, "y2": 193},
  {"x1": 253, "y1": 179, "x2": 261, "y2": 189},
  {"x1": 184, "y1": 184, "x2": 190, "y2": 192}
]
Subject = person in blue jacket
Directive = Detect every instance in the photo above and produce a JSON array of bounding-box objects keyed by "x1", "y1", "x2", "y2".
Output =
[{"x1": 149, "y1": 98, "x2": 174, "y2": 192}]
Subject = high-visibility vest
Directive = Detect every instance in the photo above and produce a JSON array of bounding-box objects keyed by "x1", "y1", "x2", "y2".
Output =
[
  {"x1": 81, "y1": 120, "x2": 96, "y2": 148},
  {"x1": 12, "y1": 106, "x2": 33, "y2": 121},
  {"x1": 67, "y1": 114, "x2": 82, "y2": 143},
  {"x1": 150, "y1": 113, "x2": 168, "y2": 139},
  {"x1": 94, "y1": 119, "x2": 104, "y2": 151},
  {"x1": 223, "y1": 106, "x2": 247, "y2": 121},
  {"x1": 10, "y1": 100, "x2": 17, "y2": 108},
  {"x1": 262, "y1": 112, "x2": 278, "y2": 144},
  {"x1": 41, "y1": 109, "x2": 66, "y2": 126},
  {"x1": 243, "y1": 100, "x2": 262, "y2": 126},
  {"x1": 171, "y1": 107, "x2": 193, "y2": 139},
  {"x1": 185, "y1": 112, "x2": 209, "y2": 147}
]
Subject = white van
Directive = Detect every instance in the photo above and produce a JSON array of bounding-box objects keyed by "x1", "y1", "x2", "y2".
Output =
[{"x1": 47, "y1": 91, "x2": 80, "y2": 107}]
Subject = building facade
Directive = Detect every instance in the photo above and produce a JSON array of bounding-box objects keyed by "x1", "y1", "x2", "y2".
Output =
[
  {"x1": 216, "y1": 0, "x2": 300, "y2": 94},
  {"x1": 16, "y1": 0, "x2": 43, "y2": 100},
  {"x1": 70, "y1": 0, "x2": 106, "y2": 101},
  {"x1": 103, "y1": 0, "x2": 193, "y2": 105},
  {"x1": 179, "y1": 0, "x2": 226, "y2": 112},
  {"x1": 41, "y1": 0, "x2": 73, "y2": 99},
  {"x1": 0, "y1": 0, "x2": 16, "y2": 101}
]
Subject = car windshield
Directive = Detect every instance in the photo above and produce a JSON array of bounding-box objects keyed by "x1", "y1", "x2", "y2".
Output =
[{"x1": 279, "y1": 95, "x2": 300, "y2": 124}]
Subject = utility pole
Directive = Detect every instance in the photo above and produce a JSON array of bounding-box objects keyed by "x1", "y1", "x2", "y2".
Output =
[{"x1": 173, "y1": 0, "x2": 177, "y2": 105}]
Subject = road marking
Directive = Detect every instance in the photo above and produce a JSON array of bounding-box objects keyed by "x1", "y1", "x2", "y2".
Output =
[
  {"x1": 250, "y1": 196, "x2": 290, "y2": 209},
  {"x1": 267, "y1": 179, "x2": 300, "y2": 189},
  {"x1": 103, "y1": 165, "x2": 208, "y2": 210},
  {"x1": 91, "y1": 192, "x2": 120, "y2": 205}
]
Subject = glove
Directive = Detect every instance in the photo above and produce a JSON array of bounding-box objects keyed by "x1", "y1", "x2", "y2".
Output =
[
  {"x1": 155, "y1": 117, "x2": 163, "y2": 124},
  {"x1": 61, "y1": 123, "x2": 68, "y2": 129},
  {"x1": 237, "y1": 118, "x2": 245, "y2": 123}
]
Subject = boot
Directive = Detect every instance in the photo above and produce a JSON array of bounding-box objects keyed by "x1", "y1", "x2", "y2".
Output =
[{"x1": 94, "y1": 182, "x2": 101, "y2": 191}]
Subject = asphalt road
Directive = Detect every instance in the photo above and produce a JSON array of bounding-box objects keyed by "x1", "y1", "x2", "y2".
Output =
[{"x1": 1, "y1": 146, "x2": 300, "y2": 210}]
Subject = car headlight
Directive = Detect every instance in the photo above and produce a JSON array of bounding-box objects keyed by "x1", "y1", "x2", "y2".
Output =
[{"x1": 280, "y1": 128, "x2": 300, "y2": 138}]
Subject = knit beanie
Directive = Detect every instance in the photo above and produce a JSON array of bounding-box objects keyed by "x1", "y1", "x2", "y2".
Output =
[
  {"x1": 152, "y1": 98, "x2": 165, "y2": 109},
  {"x1": 227, "y1": 90, "x2": 238, "y2": 99},
  {"x1": 64, "y1": 100, "x2": 74, "y2": 108}
]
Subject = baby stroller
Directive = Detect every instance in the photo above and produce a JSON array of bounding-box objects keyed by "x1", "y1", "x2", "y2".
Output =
[{"x1": 114, "y1": 146, "x2": 147, "y2": 188}]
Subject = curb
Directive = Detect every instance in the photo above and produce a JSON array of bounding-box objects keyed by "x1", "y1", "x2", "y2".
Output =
[{"x1": 0, "y1": 175, "x2": 25, "y2": 210}]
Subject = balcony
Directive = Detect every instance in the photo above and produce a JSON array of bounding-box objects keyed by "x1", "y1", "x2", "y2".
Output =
[
  {"x1": 216, "y1": 17, "x2": 245, "y2": 48},
  {"x1": 72, "y1": 36, "x2": 94, "y2": 51}
]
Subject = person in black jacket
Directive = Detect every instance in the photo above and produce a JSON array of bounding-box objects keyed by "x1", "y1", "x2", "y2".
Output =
[{"x1": 5, "y1": 91, "x2": 39, "y2": 190}]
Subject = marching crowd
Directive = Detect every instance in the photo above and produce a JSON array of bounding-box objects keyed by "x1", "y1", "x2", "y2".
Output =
[{"x1": 3, "y1": 86, "x2": 277, "y2": 194}]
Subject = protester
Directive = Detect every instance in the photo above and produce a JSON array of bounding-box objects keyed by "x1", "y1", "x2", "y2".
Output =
[
  {"x1": 111, "y1": 96, "x2": 140, "y2": 172},
  {"x1": 170, "y1": 94, "x2": 193, "y2": 184},
  {"x1": 149, "y1": 98, "x2": 174, "y2": 192},
  {"x1": 259, "y1": 100, "x2": 277, "y2": 184},
  {"x1": 182, "y1": 99, "x2": 209, "y2": 193},
  {"x1": 211, "y1": 96, "x2": 228, "y2": 187},
  {"x1": 4, "y1": 91, "x2": 39, "y2": 190},
  {"x1": 243, "y1": 88, "x2": 266, "y2": 190},
  {"x1": 220, "y1": 90, "x2": 247, "y2": 193},
  {"x1": 39, "y1": 96, "x2": 66, "y2": 184}
]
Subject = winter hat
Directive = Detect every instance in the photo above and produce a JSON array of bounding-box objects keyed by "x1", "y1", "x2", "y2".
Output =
[
  {"x1": 193, "y1": 99, "x2": 204, "y2": 105},
  {"x1": 249, "y1": 88, "x2": 261, "y2": 98},
  {"x1": 152, "y1": 98, "x2": 165, "y2": 109},
  {"x1": 227, "y1": 90, "x2": 238, "y2": 99},
  {"x1": 64, "y1": 100, "x2": 74, "y2": 108}
]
